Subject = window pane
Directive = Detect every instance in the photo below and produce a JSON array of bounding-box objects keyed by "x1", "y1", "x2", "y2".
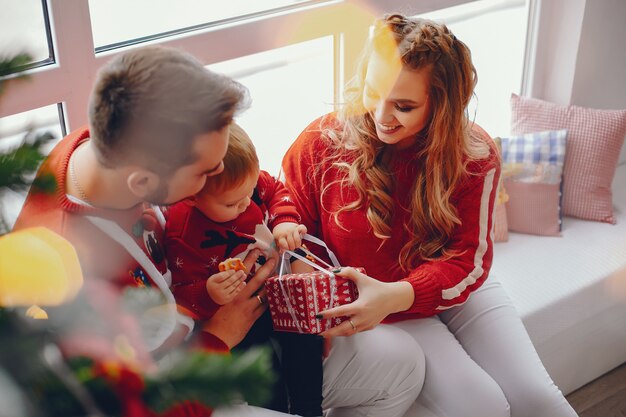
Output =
[
  {"x1": 0, "y1": 0, "x2": 52, "y2": 67},
  {"x1": 0, "y1": 104, "x2": 64, "y2": 230},
  {"x1": 419, "y1": 0, "x2": 529, "y2": 137},
  {"x1": 89, "y1": 0, "x2": 316, "y2": 49},
  {"x1": 209, "y1": 37, "x2": 334, "y2": 176}
]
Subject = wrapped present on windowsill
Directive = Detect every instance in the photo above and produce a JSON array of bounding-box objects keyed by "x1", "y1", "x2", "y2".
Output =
[{"x1": 265, "y1": 235, "x2": 359, "y2": 334}]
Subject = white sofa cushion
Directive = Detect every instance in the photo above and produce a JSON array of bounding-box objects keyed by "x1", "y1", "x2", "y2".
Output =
[{"x1": 492, "y1": 163, "x2": 626, "y2": 394}]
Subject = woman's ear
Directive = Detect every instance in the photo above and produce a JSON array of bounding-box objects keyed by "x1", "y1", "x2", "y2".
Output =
[{"x1": 127, "y1": 169, "x2": 161, "y2": 199}]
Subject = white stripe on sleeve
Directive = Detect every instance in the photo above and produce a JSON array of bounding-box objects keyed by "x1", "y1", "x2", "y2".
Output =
[{"x1": 438, "y1": 168, "x2": 497, "y2": 305}]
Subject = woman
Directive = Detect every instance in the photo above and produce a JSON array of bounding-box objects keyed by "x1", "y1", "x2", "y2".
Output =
[{"x1": 282, "y1": 13, "x2": 578, "y2": 417}]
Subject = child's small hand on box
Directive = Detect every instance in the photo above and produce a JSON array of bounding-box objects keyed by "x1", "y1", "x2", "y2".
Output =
[
  {"x1": 272, "y1": 222, "x2": 307, "y2": 251},
  {"x1": 206, "y1": 259, "x2": 247, "y2": 305}
]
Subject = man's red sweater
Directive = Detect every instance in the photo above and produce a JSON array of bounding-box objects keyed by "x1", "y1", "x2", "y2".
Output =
[
  {"x1": 14, "y1": 129, "x2": 235, "y2": 349},
  {"x1": 13, "y1": 128, "x2": 227, "y2": 416},
  {"x1": 282, "y1": 115, "x2": 501, "y2": 320},
  {"x1": 13, "y1": 129, "x2": 168, "y2": 290}
]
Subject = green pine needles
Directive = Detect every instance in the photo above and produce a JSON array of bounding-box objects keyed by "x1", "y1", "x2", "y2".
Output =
[{"x1": 0, "y1": 53, "x2": 56, "y2": 235}]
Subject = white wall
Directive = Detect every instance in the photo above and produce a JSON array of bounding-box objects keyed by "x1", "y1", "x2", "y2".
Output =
[
  {"x1": 570, "y1": 0, "x2": 626, "y2": 164},
  {"x1": 531, "y1": 0, "x2": 626, "y2": 164},
  {"x1": 529, "y1": 0, "x2": 586, "y2": 106}
]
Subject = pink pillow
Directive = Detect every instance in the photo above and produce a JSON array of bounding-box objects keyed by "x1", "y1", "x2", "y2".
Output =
[
  {"x1": 500, "y1": 130, "x2": 567, "y2": 236},
  {"x1": 505, "y1": 181, "x2": 562, "y2": 236},
  {"x1": 492, "y1": 137, "x2": 508, "y2": 242},
  {"x1": 510, "y1": 94, "x2": 626, "y2": 224},
  {"x1": 493, "y1": 203, "x2": 509, "y2": 242}
]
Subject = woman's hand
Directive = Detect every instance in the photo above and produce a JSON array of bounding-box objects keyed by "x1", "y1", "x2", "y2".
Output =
[
  {"x1": 317, "y1": 267, "x2": 414, "y2": 338},
  {"x1": 201, "y1": 250, "x2": 276, "y2": 349}
]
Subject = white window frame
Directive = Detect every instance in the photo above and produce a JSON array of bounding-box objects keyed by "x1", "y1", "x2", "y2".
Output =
[{"x1": 0, "y1": 0, "x2": 517, "y2": 131}]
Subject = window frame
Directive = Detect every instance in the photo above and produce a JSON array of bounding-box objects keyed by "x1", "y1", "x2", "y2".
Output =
[{"x1": 0, "y1": 0, "x2": 531, "y2": 132}]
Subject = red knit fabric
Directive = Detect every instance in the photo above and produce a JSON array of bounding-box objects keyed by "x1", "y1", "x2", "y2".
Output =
[
  {"x1": 282, "y1": 115, "x2": 501, "y2": 320},
  {"x1": 157, "y1": 401, "x2": 213, "y2": 417},
  {"x1": 14, "y1": 129, "x2": 229, "y2": 413},
  {"x1": 13, "y1": 129, "x2": 234, "y2": 338},
  {"x1": 164, "y1": 171, "x2": 300, "y2": 320},
  {"x1": 192, "y1": 331, "x2": 231, "y2": 353}
]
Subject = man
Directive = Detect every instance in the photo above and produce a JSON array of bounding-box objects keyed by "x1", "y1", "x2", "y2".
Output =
[{"x1": 15, "y1": 45, "x2": 249, "y2": 350}]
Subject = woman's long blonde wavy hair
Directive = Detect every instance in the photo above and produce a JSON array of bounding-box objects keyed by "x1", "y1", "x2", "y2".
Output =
[{"x1": 323, "y1": 13, "x2": 490, "y2": 270}]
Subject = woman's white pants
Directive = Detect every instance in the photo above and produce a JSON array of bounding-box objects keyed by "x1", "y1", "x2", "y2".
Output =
[
  {"x1": 397, "y1": 277, "x2": 578, "y2": 417},
  {"x1": 214, "y1": 277, "x2": 578, "y2": 417}
]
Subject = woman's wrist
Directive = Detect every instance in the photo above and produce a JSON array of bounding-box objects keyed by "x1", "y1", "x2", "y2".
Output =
[{"x1": 385, "y1": 281, "x2": 415, "y2": 313}]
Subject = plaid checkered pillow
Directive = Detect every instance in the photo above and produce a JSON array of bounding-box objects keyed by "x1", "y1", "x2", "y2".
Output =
[
  {"x1": 500, "y1": 130, "x2": 567, "y2": 236},
  {"x1": 511, "y1": 93, "x2": 626, "y2": 224}
]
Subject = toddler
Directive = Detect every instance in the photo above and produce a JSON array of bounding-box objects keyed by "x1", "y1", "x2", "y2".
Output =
[{"x1": 164, "y1": 123, "x2": 322, "y2": 416}]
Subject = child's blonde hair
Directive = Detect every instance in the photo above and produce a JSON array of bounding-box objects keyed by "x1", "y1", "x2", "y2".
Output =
[{"x1": 199, "y1": 123, "x2": 259, "y2": 195}]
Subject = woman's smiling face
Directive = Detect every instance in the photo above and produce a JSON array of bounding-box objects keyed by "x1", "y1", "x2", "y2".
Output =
[{"x1": 362, "y1": 52, "x2": 433, "y2": 149}]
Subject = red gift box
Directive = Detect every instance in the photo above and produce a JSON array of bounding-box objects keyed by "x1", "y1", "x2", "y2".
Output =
[{"x1": 265, "y1": 268, "x2": 361, "y2": 334}]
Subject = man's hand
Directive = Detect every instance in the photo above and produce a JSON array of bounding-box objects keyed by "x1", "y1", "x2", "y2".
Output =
[{"x1": 201, "y1": 250, "x2": 276, "y2": 349}]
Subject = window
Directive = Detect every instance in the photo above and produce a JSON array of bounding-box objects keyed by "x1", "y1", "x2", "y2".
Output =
[
  {"x1": 210, "y1": 37, "x2": 334, "y2": 175},
  {"x1": 419, "y1": 0, "x2": 529, "y2": 137},
  {"x1": 0, "y1": 0, "x2": 534, "y2": 227},
  {"x1": 0, "y1": 104, "x2": 65, "y2": 229},
  {"x1": 88, "y1": 0, "x2": 321, "y2": 50},
  {"x1": 0, "y1": 0, "x2": 53, "y2": 69}
]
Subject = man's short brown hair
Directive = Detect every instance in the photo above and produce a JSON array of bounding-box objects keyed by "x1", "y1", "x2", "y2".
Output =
[{"x1": 88, "y1": 45, "x2": 249, "y2": 175}]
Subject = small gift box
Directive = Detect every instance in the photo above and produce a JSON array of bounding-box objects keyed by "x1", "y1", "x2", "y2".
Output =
[{"x1": 265, "y1": 235, "x2": 360, "y2": 334}]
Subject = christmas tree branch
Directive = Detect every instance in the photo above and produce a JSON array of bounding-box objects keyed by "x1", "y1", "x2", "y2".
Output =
[
  {"x1": 144, "y1": 347, "x2": 276, "y2": 412},
  {"x1": 0, "y1": 53, "x2": 57, "y2": 235},
  {"x1": 42, "y1": 344, "x2": 108, "y2": 417},
  {"x1": 0, "y1": 53, "x2": 32, "y2": 95},
  {"x1": 0, "y1": 131, "x2": 56, "y2": 191}
]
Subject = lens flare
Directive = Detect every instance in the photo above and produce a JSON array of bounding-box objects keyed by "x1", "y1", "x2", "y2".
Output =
[{"x1": 0, "y1": 227, "x2": 83, "y2": 307}]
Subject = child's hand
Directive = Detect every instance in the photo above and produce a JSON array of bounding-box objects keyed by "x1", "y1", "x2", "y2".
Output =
[
  {"x1": 272, "y1": 222, "x2": 307, "y2": 251},
  {"x1": 206, "y1": 269, "x2": 247, "y2": 306}
]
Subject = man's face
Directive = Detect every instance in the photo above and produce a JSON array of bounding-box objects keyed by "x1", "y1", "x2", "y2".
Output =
[{"x1": 152, "y1": 125, "x2": 230, "y2": 205}]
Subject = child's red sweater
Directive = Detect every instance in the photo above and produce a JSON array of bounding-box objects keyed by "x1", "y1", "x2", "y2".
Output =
[{"x1": 164, "y1": 171, "x2": 300, "y2": 320}]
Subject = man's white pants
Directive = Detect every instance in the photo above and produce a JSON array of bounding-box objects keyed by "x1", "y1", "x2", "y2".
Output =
[{"x1": 214, "y1": 323, "x2": 426, "y2": 417}]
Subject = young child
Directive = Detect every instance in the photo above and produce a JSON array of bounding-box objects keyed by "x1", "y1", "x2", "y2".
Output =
[{"x1": 164, "y1": 123, "x2": 323, "y2": 417}]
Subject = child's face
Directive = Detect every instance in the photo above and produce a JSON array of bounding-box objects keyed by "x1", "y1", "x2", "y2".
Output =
[{"x1": 195, "y1": 172, "x2": 258, "y2": 223}]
